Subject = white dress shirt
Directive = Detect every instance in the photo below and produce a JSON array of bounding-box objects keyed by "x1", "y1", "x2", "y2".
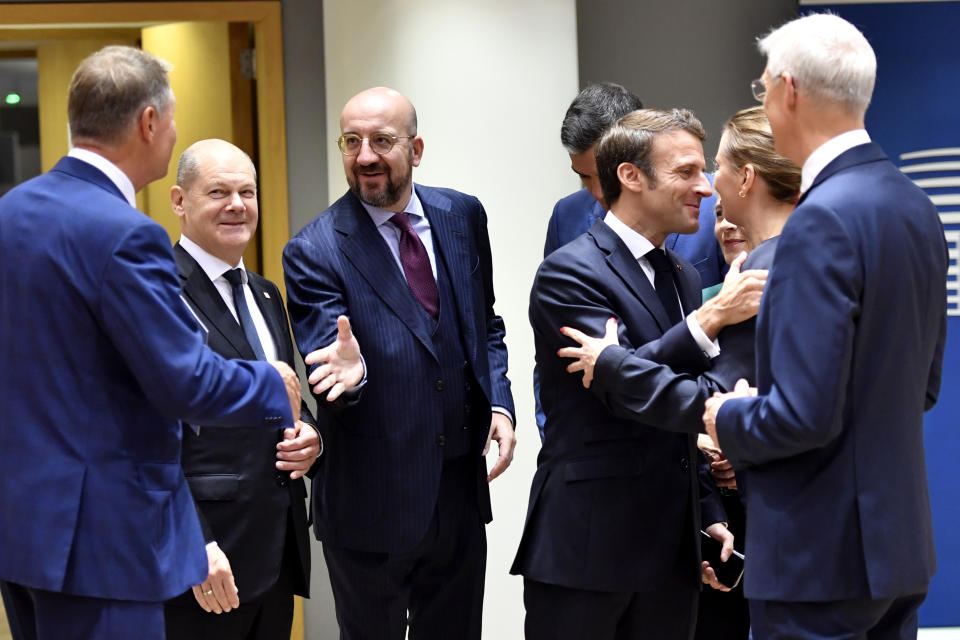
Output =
[
  {"x1": 178, "y1": 234, "x2": 278, "y2": 362},
  {"x1": 800, "y1": 129, "x2": 871, "y2": 194},
  {"x1": 67, "y1": 147, "x2": 137, "y2": 208},
  {"x1": 604, "y1": 212, "x2": 720, "y2": 358}
]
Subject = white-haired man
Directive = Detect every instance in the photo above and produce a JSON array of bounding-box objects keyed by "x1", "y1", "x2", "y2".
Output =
[{"x1": 704, "y1": 14, "x2": 947, "y2": 639}]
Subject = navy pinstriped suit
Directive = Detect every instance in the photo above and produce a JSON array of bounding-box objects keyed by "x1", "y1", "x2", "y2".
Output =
[{"x1": 282, "y1": 185, "x2": 514, "y2": 638}]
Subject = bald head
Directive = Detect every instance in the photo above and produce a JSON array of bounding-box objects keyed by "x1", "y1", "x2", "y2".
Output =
[
  {"x1": 177, "y1": 138, "x2": 257, "y2": 190},
  {"x1": 340, "y1": 87, "x2": 417, "y2": 137}
]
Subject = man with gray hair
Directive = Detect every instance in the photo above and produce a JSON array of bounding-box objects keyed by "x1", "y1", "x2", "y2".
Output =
[
  {"x1": 0, "y1": 47, "x2": 301, "y2": 639},
  {"x1": 704, "y1": 13, "x2": 947, "y2": 639}
]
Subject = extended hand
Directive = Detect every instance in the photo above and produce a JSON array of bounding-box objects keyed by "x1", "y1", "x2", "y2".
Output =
[
  {"x1": 696, "y1": 252, "x2": 768, "y2": 338},
  {"x1": 276, "y1": 420, "x2": 321, "y2": 479},
  {"x1": 305, "y1": 315, "x2": 364, "y2": 401},
  {"x1": 701, "y1": 523, "x2": 735, "y2": 592},
  {"x1": 484, "y1": 412, "x2": 516, "y2": 483},
  {"x1": 269, "y1": 360, "x2": 301, "y2": 423},
  {"x1": 558, "y1": 317, "x2": 620, "y2": 388},
  {"x1": 697, "y1": 433, "x2": 736, "y2": 489},
  {"x1": 192, "y1": 544, "x2": 239, "y2": 613},
  {"x1": 703, "y1": 378, "x2": 755, "y2": 448}
]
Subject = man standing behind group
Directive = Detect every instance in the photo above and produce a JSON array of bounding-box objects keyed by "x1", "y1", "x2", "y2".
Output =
[
  {"x1": 283, "y1": 87, "x2": 515, "y2": 640},
  {"x1": 0, "y1": 47, "x2": 299, "y2": 640},
  {"x1": 513, "y1": 108, "x2": 765, "y2": 640},
  {"x1": 704, "y1": 14, "x2": 947, "y2": 640},
  {"x1": 536, "y1": 83, "x2": 726, "y2": 436},
  {"x1": 164, "y1": 139, "x2": 320, "y2": 640}
]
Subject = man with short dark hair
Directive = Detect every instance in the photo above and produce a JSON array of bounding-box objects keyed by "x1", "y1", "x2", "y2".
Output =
[
  {"x1": 163, "y1": 139, "x2": 321, "y2": 640},
  {"x1": 0, "y1": 46, "x2": 300, "y2": 640},
  {"x1": 513, "y1": 107, "x2": 765, "y2": 640},
  {"x1": 704, "y1": 14, "x2": 948, "y2": 639},
  {"x1": 536, "y1": 83, "x2": 726, "y2": 437}
]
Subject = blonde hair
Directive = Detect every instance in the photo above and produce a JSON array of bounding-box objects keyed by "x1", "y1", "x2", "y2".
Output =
[{"x1": 719, "y1": 106, "x2": 800, "y2": 205}]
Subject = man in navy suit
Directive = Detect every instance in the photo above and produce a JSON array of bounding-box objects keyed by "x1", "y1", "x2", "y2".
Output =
[
  {"x1": 283, "y1": 87, "x2": 515, "y2": 640},
  {"x1": 164, "y1": 139, "x2": 321, "y2": 640},
  {"x1": 513, "y1": 108, "x2": 765, "y2": 640},
  {"x1": 536, "y1": 83, "x2": 727, "y2": 437},
  {"x1": 0, "y1": 47, "x2": 301, "y2": 640},
  {"x1": 704, "y1": 14, "x2": 947, "y2": 640}
]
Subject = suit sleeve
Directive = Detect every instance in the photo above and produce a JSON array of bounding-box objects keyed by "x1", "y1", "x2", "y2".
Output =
[
  {"x1": 470, "y1": 198, "x2": 515, "y2": 420},
  {"x1": 282, "y1": 233, "x2": 361, "y2": 411},
  {"x1": 716, "y1": 204, "x2": 860, "y2": 467},
  {"x1": 99, "y1": 221, "x2": 292, "y2": 427},
  {"x1": 543, "y1": 200, "x2": 562, "y2": 258},
  {"x1": 531, "y1": 256, "x2": 716, "y2": 434}
]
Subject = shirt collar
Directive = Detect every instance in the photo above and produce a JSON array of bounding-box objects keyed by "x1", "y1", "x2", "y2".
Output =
[
  {"x1": 360, "y1": 184, "x2": 427, "y2": 229},
  {"x1": 800, "y1": 129, "x2": 871, "y2": 194},
  {"x1": 603, "y1": 210, "x2": 658, "y2": 260},
  {"x1": 179, "y1": 234, "x2": 247, "y2": 284},
  {"x1": 67, "y1": 147, "x2": 137, "y2": 208}
]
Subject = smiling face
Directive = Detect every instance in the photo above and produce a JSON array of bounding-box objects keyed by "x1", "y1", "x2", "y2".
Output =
[
  {"x1": 340, "y1": 88, "x2": 423, "y2": 212},
  {"x1": 637, "y1": 129, "x2": 712, "y2": 242},
  {"x1": 714, "y1": 198, "x2": 749, "y2": 264},
  {"x1": 172, "y1": 140, "x2": 258, "y2": 267}
]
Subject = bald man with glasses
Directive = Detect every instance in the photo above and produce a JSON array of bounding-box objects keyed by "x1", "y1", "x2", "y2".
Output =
[{"x1": 282, "y1": 86, "x2": 515, "y2": 640}]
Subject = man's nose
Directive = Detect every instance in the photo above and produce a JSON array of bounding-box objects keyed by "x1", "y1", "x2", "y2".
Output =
[
  {"x1": 356, "y1": 138, "x2": 380, "y2": 164},
  {"x1": 226, "y1": 192, "x2": 245, "y2": 210}
]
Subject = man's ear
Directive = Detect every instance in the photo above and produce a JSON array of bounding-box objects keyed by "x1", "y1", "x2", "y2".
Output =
[
  {"x1": 411, "y1": 136, "x2": 424, "y2": 168},
  {"x1": 782, "y1": 72, "x2": 799, "y2": 112},
  {"x1": 617, "y1": 162, "x2": 646, "y2": 195},
  {"x1": 170, "y1": 184, "x2": 186, "y2": 220},
  {"x1": 138, "y1": 105, "x2": 158, "y2": 143}
]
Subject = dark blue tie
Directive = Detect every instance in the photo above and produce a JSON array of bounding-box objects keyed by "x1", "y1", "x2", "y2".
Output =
[
  {"x1": 645, "y1": 248, "x2": 683, "y2": 326},
  {"x1": 223, "y1": 268, "x2": 266, "y2": 360}
]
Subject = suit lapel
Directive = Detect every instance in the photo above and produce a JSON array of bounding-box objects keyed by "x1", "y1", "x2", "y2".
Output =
[
  {"x1": 667, "y1": 247, "x2": 702, "y2": 314},
  {"x1": 334, "y1": 194, "x2": 437, "y2": 359},
  {"x1": 421, "y1": 187, "x2": 477, "y2": 364},
  {"x1": 589, "y1": 221, "x2": 674, "y2": 333},
  {"x1": 247, "y1": 276, "x2": 291, "y2": 363},
  {"x1": 174, "y1": 244, "x2": 256, "y2": 360}
]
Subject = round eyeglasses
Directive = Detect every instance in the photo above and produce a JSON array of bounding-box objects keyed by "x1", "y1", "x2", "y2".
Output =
[
  {"x1": 750, "y1": 78, "x2": 767, "y2": 102},
  {"x1": 337, "y1": 132, "x2": 412, "y2": 156}
]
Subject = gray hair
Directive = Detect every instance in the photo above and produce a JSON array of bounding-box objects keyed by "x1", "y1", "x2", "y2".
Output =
[
  {"x1": 68, "y1": 45, "x2": 173, "y2": 144},
  {"x1": 176, "y1": 139, "x2": 257, "y2": 188},
  {"x1": 759, "y1": 13, "x2": 876, "y2": 117}
]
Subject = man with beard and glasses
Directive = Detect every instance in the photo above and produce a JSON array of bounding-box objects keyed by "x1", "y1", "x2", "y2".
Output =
[{"x1": 282, "y1": 86, "x2": 515, "y2": 640}]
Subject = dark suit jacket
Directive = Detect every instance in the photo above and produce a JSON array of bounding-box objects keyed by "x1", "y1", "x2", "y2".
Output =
[
  {"x1": 513, "y1": 219, "x2": 724, "y2": 593},
  {"x1": 169, "y1": 244, "x2": 314, "y2": 604},
  {"x1": 544, "y1": 182, "x2": 727, "y2": 288},
  {"x1": 282, "y1": 185, "x2": 515, "y2": 554},
  {"x1": 704, "y1": 236, "x2": 779, "y2": 392},
  {"x1": 717, "y1": 142, "x2": 947, "y2": 602},
  {"x1": 0, "y1": 157, "x2": 291, "y2": 603}
]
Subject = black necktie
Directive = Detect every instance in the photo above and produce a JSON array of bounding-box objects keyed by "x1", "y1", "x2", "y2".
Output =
[
  {"x1": 645, "y1": 248, "x2": 683, "y2": 326},
  {"x1": 390, "y1": 213, "x2": 439, "y2": 320},
  {"x1": 223, "y1": 268, "x2": 267, "y2": 360}
]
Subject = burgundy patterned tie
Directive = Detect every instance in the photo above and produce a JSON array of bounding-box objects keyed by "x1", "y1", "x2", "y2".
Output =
[{"x1": 390, "y1": 213, "x2": 439, "y2": 319}]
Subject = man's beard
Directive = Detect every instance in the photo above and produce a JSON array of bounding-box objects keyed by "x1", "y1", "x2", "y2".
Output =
[{"x1": 349, "y1": 161, "x2": 412, "y2": 208}]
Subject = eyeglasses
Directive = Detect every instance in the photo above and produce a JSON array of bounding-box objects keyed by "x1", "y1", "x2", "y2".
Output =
[
  {"x1": 337, "y1": 132, "x2": 412, "y2": 156},
  {"x1": 750, "y1": 78, "x2": 768, "y2": 102}
]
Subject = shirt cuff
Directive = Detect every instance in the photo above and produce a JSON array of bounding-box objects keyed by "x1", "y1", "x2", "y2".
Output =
[
  {"x1": 686, "y1": 311, "x2": 720, "y2": 358},
  {"x1": 491, "y1": 406, "x2": 514, "y2": 427},
  {"x1": 205, "y1": 541, "x2": 218, "y2": 550}
]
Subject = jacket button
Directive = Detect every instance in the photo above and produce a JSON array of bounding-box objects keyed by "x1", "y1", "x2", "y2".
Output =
[
  {"x1": 275, "y1": 473, "x2": 288, "y2": 487},
  {"x1": 437, "y1": 435, "x2": 446, "y2": 446},
  {"x1": 435, "y1": 379, "x2": 445, "y2": 391},
  {"x1": 680, "y1": 458, "x2": 689, "y2": 473}
]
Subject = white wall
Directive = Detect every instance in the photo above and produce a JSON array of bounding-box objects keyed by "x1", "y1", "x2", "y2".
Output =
[{"x1": 309, "y1": 1, "x2": 579, "y2": 638}]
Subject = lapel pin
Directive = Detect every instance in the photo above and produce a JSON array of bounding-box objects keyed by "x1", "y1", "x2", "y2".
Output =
[{"x1": 263, "y1": 291, "x2": 271, "y2": 299}]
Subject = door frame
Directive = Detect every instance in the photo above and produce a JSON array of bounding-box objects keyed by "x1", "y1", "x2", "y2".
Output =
[{"x1": 0, "y1": 2, "x2": 291, "y2": 285}]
